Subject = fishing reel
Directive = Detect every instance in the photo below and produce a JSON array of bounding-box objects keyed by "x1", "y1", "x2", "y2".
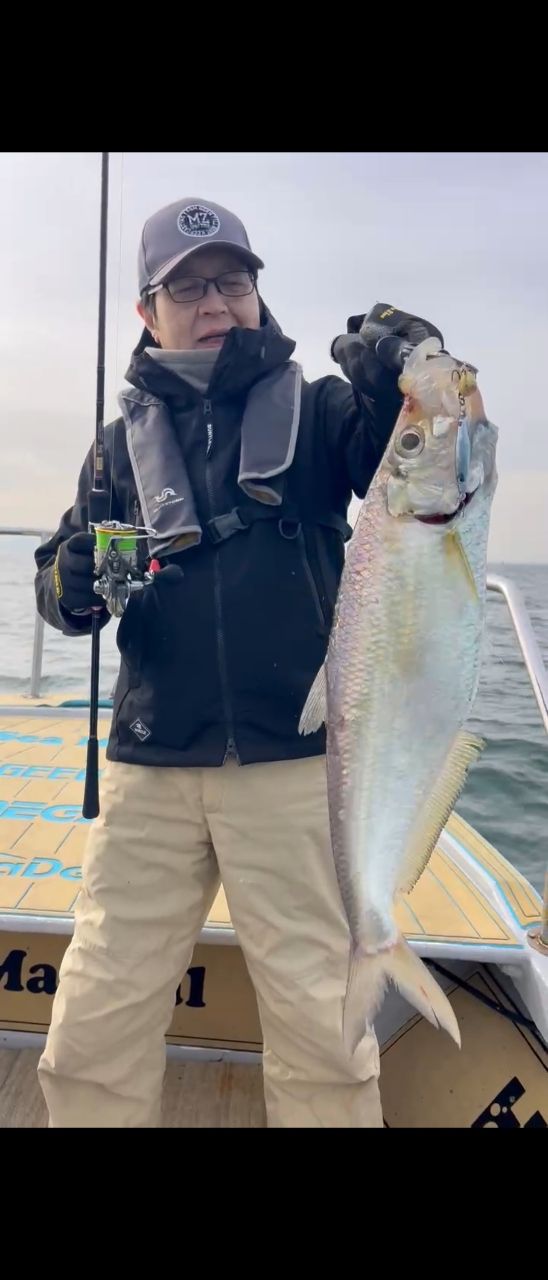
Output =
[{"x1": 91, "y1": 521, "x2": 157, "y2": 617}]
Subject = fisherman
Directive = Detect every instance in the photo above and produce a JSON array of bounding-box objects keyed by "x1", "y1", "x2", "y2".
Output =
[{"x1": 34, "y1": 197, "x2": 442, "y2": 1128}]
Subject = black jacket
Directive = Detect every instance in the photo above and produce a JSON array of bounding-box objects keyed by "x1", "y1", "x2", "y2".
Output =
[{"x1": 34, "y1": 307, "x2": 400, "y2": 767}]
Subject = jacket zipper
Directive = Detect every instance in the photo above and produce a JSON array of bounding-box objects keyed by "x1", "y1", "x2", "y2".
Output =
[
  {"x1": 297, "y1": 528, "x2": 327, "y2": 628},
  {"x1": 203, "y1": 399, "x2": 239, "y2": 763}
]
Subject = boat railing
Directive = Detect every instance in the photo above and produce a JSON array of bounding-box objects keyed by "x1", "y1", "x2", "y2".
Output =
[
  {"x1": 484, "y1": 573, "x2": 548, "y2": 951},
  {"x1": 0, "y1": 527, "x2": 53, "y2": 700}
]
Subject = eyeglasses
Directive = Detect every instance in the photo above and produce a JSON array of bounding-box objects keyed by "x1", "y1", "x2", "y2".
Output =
[{"x1": 148, "y1": 269, "x2": 257, "y2": 304}]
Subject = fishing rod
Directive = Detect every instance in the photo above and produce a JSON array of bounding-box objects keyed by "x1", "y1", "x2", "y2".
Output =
[
  {"x1": 82, "y1": 151, "x2": 111, "y2": 820},
  {"x1": 82, "y1": 152, "x2": 156, "y2": 820}
]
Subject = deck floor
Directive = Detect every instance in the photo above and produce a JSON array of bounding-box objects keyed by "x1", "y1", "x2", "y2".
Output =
[
  {"x1": 0, "y1": 1050, "x2": 267, "y2": 1128},
  {"x1": 0, "y1": 711, "x2": 541, "y2": 950}
]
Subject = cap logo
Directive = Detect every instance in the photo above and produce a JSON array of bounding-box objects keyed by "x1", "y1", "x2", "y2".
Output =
[{"x1": 177, "y1": 204, "x2": 221, "y2": 239}]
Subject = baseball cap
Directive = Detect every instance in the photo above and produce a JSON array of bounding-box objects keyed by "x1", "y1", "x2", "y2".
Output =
[{"x1": 138, "y1": 197, "x2": 264, "y2": 294}]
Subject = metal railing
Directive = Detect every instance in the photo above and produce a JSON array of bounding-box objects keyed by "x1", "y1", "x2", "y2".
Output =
[
  {"x1": 485, "y1": 575, "x2": 548, "y2": 952},
  {"x1": 487, "y1": 574, "x2": 548, "y2": 737},
  {"x1": 0, "y1": 526, "x2": 52, "y2": 698}
]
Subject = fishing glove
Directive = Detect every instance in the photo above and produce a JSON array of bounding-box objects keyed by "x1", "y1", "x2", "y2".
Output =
[
  {"x1": 53, "y1": 531, "x2": 97, "y2": 614},
  {"x1": 332, "y1": 303, "x2": 444, "y2": 405}
]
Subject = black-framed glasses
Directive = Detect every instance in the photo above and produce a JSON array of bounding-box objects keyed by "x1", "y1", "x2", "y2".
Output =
[{"x1": 149, "y1": 269, "x2": 257, "y2": 304}]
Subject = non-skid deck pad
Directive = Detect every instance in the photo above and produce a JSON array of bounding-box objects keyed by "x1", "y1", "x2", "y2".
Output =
[{"x1": 0, "y1": 712, "x2": 539, "y2": 945}]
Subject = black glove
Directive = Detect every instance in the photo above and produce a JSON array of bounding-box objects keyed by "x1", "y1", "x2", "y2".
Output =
[
  {"x1": 331, "y1": 303, "x2": 444, "y2": 401},
  {"x1": 53, "y1": 531, "x2": 97, "y2": 614}
]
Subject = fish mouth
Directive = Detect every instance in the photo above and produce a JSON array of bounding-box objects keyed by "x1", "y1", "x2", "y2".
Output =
[{"x1": 415, "y1": 488, "x2": 476, "y2": 526}]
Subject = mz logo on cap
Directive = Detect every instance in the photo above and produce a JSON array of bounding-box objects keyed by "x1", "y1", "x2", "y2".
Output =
[{"x1": 177, "y1": 204, "x2": 220, "y2": 239}]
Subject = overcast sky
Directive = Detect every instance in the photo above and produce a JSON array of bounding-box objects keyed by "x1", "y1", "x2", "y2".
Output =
[{"x1": 1, "y1": 151, "x2": 547, "y2": 561}]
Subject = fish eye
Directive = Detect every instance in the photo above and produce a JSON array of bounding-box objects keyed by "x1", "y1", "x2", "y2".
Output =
[{"x1": 395, "y1": 426, "x2": 425, "y2": 458}]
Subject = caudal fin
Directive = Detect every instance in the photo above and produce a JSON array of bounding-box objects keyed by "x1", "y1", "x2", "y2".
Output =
[{"x1": 344, "y1": 936, "x2": 461, "y2": 1054}]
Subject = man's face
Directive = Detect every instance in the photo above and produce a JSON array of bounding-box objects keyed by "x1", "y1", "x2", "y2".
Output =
[{"x1": 137, "y1": 246, "x2": 261, "y2": 350}]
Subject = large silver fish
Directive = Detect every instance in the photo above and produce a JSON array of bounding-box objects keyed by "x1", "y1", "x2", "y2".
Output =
[{"x1": 300, "y1": 336, "x2": 498, "y2": 1049}]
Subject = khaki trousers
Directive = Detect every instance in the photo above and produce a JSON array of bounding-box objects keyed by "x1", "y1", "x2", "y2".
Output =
[{"x1": 38, "y1": 755, "x2": 382, "y2": 1127}]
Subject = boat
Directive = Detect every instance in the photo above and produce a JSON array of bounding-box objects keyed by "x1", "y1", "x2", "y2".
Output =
[{"x1": 0, "y1": 528, "x2": 546, "y2": 1127}]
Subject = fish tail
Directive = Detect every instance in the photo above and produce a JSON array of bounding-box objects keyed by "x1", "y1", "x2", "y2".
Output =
[
  {"x1": 343, "y1": 936, "x2": 461, "y2": 1054},
  {"x1": 343, "y1": 947, "x2": 387, "y2": 1055}
]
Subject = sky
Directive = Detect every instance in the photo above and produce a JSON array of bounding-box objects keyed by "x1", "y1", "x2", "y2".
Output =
[{"x1": 1, "y1": 150, "x2": 547, "y2": 561}]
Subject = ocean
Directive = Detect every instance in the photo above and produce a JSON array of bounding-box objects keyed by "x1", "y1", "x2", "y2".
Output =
[{"x1": 0, "y1": 536, "x2": 546, "y2": 894}]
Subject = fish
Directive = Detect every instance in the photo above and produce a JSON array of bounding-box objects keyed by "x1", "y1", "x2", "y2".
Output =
[{"x1": 299, "y1": 335, "x2": 498, "y2": 1050}]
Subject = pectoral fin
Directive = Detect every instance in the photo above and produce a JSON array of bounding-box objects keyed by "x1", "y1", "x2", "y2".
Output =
[
  {"x1": 298, "y1": 664, "x2": 327, "y2": 735},
  {"x1": 445, "y1": 528, "x2": 479, "y2": 600}
]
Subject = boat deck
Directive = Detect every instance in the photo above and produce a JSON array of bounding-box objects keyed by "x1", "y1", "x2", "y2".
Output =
[{"x1": 0, "y1": 703, "x2": 541, "y2": 950}]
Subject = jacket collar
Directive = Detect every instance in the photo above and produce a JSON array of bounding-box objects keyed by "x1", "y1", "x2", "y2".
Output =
[{"x1": 124, "y1": 300, "x2": 296, "y2": 405}]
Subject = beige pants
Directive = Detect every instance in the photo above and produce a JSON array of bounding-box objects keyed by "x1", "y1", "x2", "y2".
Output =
[{"x1": 38, "y1": 755, "x2": 382, "y2": 1127}]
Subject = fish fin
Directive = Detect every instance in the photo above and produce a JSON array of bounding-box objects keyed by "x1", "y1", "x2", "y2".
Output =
[
  {"x1": 343, "y1": 947, "x2": 387, "y2": 1055},
  {"x1": 298, "y1": 664, "x2": 327, "y2": 735},
  {"x1": 397, "y1": 729, "x2": 485, "y2": 895},
  {"x1": 343, "y1": 937, "x2": 461, "y2": 1054},
  {"x1": 384, "y1": 937, "x2": 460, "y2": 1045},
  {"x1": 445, "y1": 528, "x2": 479, "y2": 600}
]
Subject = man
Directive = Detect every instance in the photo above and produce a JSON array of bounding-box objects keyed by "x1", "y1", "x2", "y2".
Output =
[{"x1": 34, "y1": 197, "x2": 441, "y2": 1127}]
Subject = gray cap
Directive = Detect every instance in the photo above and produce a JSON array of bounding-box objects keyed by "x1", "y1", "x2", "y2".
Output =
[{"x1": 138, "y1": 197, "x2": 264, "y2": 294}]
